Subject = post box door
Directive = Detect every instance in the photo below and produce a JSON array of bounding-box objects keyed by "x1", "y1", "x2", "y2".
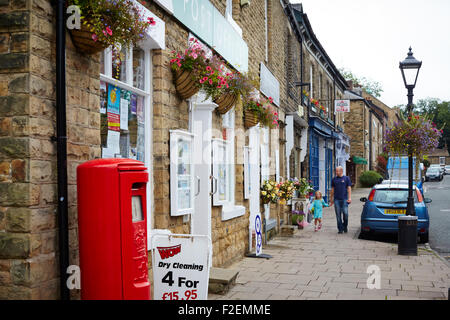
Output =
[{"x1": 119, "y1": 171, "x2": 150, "y2": 300}]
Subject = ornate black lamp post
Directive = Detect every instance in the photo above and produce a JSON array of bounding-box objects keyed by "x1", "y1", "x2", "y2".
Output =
[{"x1": 398, "y1": 47, "x2": 422, "y2": 255}]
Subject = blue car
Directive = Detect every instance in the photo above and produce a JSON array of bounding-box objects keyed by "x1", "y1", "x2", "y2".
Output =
[{"x1": 360, "y1": 184, "x2": 431, "y2": 243}]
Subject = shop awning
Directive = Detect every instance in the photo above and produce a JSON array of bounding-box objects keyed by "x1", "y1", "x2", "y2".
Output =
[
  {"x1": 312, "y1": 128, "x2": 333, "y2": 139},
  {"x1": 353, "y1": 156, "x2": 368, "y2": 165}
]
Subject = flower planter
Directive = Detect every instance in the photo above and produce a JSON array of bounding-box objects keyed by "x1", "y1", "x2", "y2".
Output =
[
  {"x1": 69, "y1": 23, "x2": 108, "y2": 55},
  {"x1": 214, "y1": 92, "x2": 238, "y2": 114},
  {"x1": 174, "y1": 69, "x2": 199, "y2": 100},
  {"x1": 244, "y1": 109, "x2": 259, "y2": 129}
]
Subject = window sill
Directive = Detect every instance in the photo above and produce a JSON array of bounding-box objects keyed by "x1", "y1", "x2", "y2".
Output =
[{"x1": 221, "y1": 204, "x2": 246, "y2": 221}]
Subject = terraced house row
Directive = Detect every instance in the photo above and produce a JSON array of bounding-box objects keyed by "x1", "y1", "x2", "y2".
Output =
[{"x1": 0, "y1": 0, "x2": 398, "y2": 299}]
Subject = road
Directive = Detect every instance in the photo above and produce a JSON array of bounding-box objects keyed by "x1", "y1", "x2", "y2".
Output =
[{"x1": 423, "y1": 175, "x2": 450, "y2": 260}]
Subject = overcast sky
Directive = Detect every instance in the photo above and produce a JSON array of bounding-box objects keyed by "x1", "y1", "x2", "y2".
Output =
[{"x1": 290, "y1": 0, "x2": 450, "y2": 108}]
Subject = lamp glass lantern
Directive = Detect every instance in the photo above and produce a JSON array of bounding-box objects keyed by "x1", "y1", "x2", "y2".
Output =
[{"x1": 399, "y1": 47, "x2": 422, "y2": 89}]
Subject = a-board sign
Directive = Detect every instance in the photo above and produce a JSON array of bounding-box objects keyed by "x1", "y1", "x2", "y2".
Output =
[{"x1": 152, "y1": 234, "x2": 211, "y2": 300}]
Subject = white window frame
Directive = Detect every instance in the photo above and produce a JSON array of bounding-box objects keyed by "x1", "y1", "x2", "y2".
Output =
[
  {"x1": 212, "y1": 108, "x2": 245, "y2": 220},
  {"x1": 226, "y1": 0, "x2": 242, "y2": 37},
  {"x1": 169, "y1": 130, "x2": 195, "y2": 216},
  {"x1": 100, "y1": 45, "x2": 153, "y2": 240},
  {"x1": 212, "y1": 138, "x2": 230, "y2": 206}
]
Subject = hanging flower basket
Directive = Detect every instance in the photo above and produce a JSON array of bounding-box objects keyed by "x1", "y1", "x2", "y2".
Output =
[
  {"x1": 214, "y1": 92, "x2": 238, "y2": 114},
  {"x1": 69, "y1": 23, "x2": 108, "y2": 54},
  {"x1": 384, "y1": 112, "x2": 443, "y2": 181},
  {"x1": 244, "y1": 109, "x2": 259, "y2": 128},
  {"x1": 174, "y1": 69, "x2": 200, "y2": 100},
  {"x1": 67, "y1": 0, "x2": 156, "y2": 56}
]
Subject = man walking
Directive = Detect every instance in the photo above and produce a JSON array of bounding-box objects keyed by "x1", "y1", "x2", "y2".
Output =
[{"x1": 330, "y1": 166, "x2": 352, "y2": 234}]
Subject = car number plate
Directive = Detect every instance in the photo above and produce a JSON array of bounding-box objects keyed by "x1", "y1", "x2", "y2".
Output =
[{"x1": 384, "y1": 209, "x2": 406, "y2": 215}]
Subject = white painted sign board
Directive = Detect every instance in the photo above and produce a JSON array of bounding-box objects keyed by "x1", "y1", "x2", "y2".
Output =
[
  {"x1": 335, "y1": 99, "x2": 350, "y2": 112},
  {"x1": 152, "y1": 234, "x2": 211, "y2": 300}
]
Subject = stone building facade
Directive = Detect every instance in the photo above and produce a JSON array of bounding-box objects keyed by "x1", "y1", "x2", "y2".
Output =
[
  {"x1": 1, "y1": 0, "x2": 315, "y2": 299},
  {"x1": 287, "y1": 3, "x2": 349, "y2": 201},
  {"x1": 343, "y1": 87, "x2": 393, "y2": 187},
  {"x1": 0, "y1": 0, "x2": 101, "y2": 299}
]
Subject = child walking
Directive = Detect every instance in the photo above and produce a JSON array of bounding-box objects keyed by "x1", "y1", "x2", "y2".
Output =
[{"x1": 312, "y1": 191, "x2": 329, "y2": 232}]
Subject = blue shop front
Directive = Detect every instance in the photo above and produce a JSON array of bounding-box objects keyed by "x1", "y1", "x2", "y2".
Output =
[{"x1": 309, "y1": 117, "x2": 335, "y2": 202}]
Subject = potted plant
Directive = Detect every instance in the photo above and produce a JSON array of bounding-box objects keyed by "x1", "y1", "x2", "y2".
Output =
[
  {"x1": 277, "y1": 180, "x2": 295, "y2": 205},
  {"x1": 67, "y1": 0, "x2": 155, "y2": 54},
  {"x1": 291, "y1": 210, "x2": 305, "y2": 229},
  {"x1": 169, "y1": 38, "x2": 208, "y2": 99},
  {"x1": 291, "y1": 177, "x2": 314, "y2": 199},
  {"x1": 261, "y1": 180, "x2": 279, "y2": 205}
]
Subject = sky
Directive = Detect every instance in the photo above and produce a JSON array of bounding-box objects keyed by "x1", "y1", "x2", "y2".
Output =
[{"x1": 290, "y1": 0, "x2": 450, "y2": 108}]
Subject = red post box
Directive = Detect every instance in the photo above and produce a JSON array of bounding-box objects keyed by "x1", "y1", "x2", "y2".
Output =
[{"x1": 77, "y1": 159, "x2": 151, "y2": 300}]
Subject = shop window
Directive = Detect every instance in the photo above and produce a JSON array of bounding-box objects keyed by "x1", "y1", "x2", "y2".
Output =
[{"x1": 99, "y1": 46, "x2": 151, "y2": 163}]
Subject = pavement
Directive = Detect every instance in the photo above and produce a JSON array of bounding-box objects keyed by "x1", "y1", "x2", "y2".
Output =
[{"x1": 208, "y1": 188, "x2": 450, "y2": 300}]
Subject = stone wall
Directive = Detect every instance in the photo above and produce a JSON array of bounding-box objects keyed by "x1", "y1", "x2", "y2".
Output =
[{"x1": 0, "y1": 0, "x2": 101, "y2": 299}]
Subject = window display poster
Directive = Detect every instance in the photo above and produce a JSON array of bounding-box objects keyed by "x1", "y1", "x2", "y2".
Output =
[
  {"x1": 137, "y1": 96, "x2": 144, "y2": 124},
  {"x1": 104, "y1": 129, "x2": 120, "y2": 158},
  {"x1": 100, "y1": 82, "x2": 107, "y2": 114},
  {"x1": 120, "y1": 133, "x2": 130, "y2": 158},
  {"x1": 107, "y1": 84, "x2": 120, "y2": 114},
  {"x1": 136, "y1": 123, "x2": 145, "y2": 162},
  {"x1": 130, "y1": 93, "x2": 137, "y2": 114},
  {"x1": 120, "y1": 98, "x2": 129, "y2": 130},
  {"x1": 107, "y1": 112, "x2": 120, "y2": 132}
]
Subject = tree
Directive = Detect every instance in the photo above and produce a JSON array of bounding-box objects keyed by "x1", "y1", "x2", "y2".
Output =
[
  {"x1": 412, "y1": 98, "x2": 449, "y2": 153},
  {"x1": 339, "y1": 68, "x2": 384, "y2": 98}
]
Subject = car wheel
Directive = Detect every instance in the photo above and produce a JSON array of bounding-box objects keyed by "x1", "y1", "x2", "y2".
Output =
[{"x1": 419, "y1": 233, "x2": 429, "y2": 244}]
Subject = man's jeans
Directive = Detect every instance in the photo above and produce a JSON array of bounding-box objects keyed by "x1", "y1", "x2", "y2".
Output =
[{"x1": 334, "y1": 199, "x2": 349, "y2": 232}]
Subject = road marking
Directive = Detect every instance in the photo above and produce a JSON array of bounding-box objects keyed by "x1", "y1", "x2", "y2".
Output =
[{"x1": 440, "y1": 209, "x2": 450, "y2": 212}]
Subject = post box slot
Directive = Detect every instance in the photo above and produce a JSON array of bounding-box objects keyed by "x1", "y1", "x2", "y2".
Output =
[{"x1": 132, "y1": 182, "x2": 146, "y2": 190}]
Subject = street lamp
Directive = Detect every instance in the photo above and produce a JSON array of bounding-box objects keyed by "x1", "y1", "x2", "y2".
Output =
[{"x1": 398, "y1": 47, "x2": 422, "y2": 255}]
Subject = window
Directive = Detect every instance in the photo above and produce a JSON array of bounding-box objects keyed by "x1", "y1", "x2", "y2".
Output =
[
  {"x1": 170, "y1": 130, "x2": 195, "y2": 216},
  {"x1": 439, "y1": 157, "x2": 446, "y2": 165},
  {"x1": 100, "y1": 47, "x2": 151, "y2": 162},
  {"x1": 212, "y1": 109, "x2": 245, "y2": 220},
  {"x1": 373, "y1": 189, "x2": 418, "y2": 204},
  {"x1": 99, "y1": 44, "x2": 153, "y2": 238},
  {"x1": 212, "y1": 138, "x2": 230, "y2": 205}
]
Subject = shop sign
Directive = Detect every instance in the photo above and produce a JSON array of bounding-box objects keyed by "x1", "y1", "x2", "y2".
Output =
[
  {"x1": 159, "y1": 0, "x2": 248, "y2": 72},
  {"x1": 152, "y1": 234, "x2": 211, "y2": 300},
  {"x1": 335, "y1": 99, "x2": 350, "y2": 112},
  {"x1": 260, "y1": 63, "x2": 280, "y2": 106}
]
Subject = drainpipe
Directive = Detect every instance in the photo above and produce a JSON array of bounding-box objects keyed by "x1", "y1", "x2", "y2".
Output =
[{"x1": 55, "y1": 0, "x2": 70, "y2": 300}]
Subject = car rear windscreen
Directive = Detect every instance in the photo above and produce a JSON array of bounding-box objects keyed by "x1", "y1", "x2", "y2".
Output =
[{"x1": 373, "y1": 189, "x2": 418, "y2": 203}]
